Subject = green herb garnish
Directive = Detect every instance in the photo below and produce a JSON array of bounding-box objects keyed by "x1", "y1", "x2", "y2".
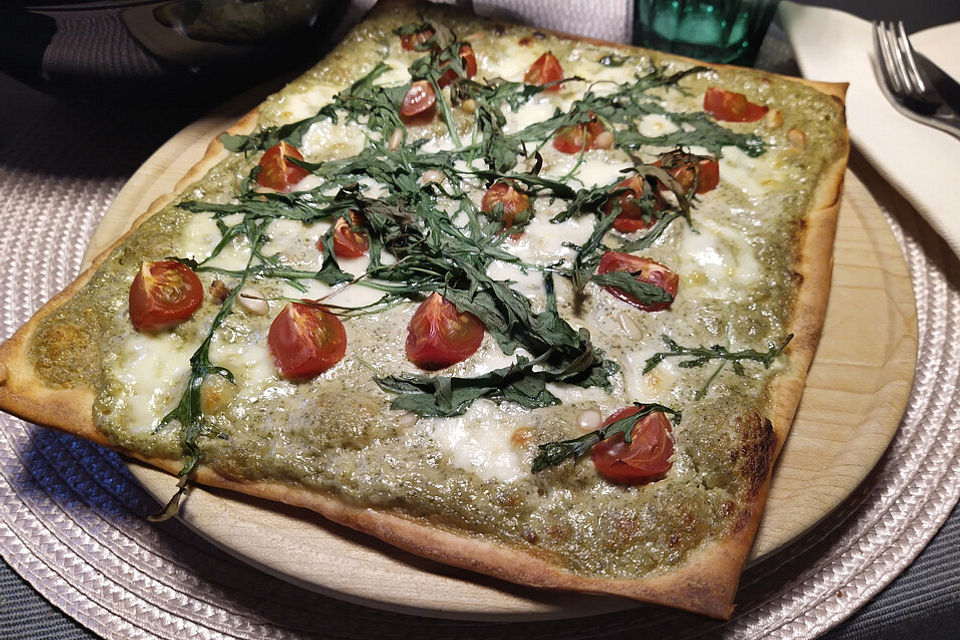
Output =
[{"x1": 644, "y1": 334, "x2": 794, "y2": 398}]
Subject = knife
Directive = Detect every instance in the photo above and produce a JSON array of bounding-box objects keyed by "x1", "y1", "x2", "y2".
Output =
[{"x1": 915, "y1": 52, "x2": 960, "y2": 117}]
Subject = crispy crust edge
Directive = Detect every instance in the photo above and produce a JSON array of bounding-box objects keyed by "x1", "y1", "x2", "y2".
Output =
[{"x1": 0, "y1": 0, "x2": 848, "y2": 620}]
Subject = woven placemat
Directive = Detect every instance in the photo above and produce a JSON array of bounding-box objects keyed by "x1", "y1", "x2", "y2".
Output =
[{"x1": 2, "y1": 4, "x2": 960, "y2": 639}]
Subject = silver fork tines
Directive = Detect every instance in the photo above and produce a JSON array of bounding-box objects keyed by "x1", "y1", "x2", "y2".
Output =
[{"x1": 872, "y1": 20, "x2": 960, "y2": 141}]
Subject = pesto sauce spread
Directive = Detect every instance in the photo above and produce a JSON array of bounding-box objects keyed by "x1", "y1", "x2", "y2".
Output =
[{"x1": 29, "y1": 4, "x2": 845, "y2": 579}]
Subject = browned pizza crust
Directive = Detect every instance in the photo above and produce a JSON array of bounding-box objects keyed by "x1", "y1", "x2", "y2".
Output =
[{"x1": 0, "y1": 0, "x2": 848, "y2": 620}]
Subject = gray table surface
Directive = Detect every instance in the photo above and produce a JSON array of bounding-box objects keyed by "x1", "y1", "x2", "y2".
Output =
[{"x1": 2, "y1": 1, "x2": 959, "y2": 638}]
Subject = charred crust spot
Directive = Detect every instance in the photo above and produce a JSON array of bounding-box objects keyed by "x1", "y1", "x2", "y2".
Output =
[
  {"x1": 546, "y1": 523, "x2": 571, "y2": 542},
  {"x1": 493, "y1": 24, "x2": 505, "y2": 36},
  {"x1": 719, "y1": 500, "x2": 736, "y2": 518},
  {"x1": 496, "y1": 486, "x2": 524, "y2": 508},
  {"x1": 518, "y1": 36, "x2": 534, "y2": 47},
  {"x1": 602, "y1": 513, "x2": 640, "y2": 550},
  {"x1": 525, "y1": 530, "x2": 540, "y2": 545},
  {"x1": 742, "y1": 415, "x2": 776, "y2": 499},
  {"x1": 44, "y1": 323, "x2": 85, "y2": 354},
  {"x1": 727, "y1": 415, "x2": 776, "y2": 534},
  {"x1": 668, "y1": 533, "x2": 682, "y2": 547}
]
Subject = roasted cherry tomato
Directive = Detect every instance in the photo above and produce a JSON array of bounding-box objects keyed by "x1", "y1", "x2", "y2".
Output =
[
  {"x1": 524, "y1": 52, "x2": 563, "y2": 92},
  {"x1": 552, "y1": 117, "x2": 609, "y2": 154},
  {"x1": 128, "y1": 261, "x2": 203, "y2": 331},
  {"x1": 603, "y1": 175, "x2": 663, "y2": 233},
  {"x1": 400, "y1": 26, "x2": 436, "y2": 51},
  {"x1": 399, "y1": 80, "x2": 437, "y2": 122},
  {"x1": 256, "y1": 141, "x2": 308, "y2": 192},
  {"x1": 317, "y1": 212, "x2": 369, "y2": 258},
  {"x1": 703, "y1": 87, "x2": 768, "y2": 122},
  {"x1": 481, "y1": 181, "x2": 532, "y2": 228},
  {"x1": 268, "y1": 302, "x2": 347, "y2": 380},
  {"x1": 591, "y1": 406, "x2": 674, "y2": 484},
  {"x1": 655, "y1": 152, "x2": 720, "y2": 195},
  {"x1": 596, "y1": 251, "x2": 679, "y2": 312},
  {"x1": 439, "y1": 44, "x2": 478, "y2": 87},
  {"x1": 405, "y1": 292, "x2": 484, "y2": 370}
]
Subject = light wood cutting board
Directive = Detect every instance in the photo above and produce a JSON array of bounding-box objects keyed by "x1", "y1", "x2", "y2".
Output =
[{"x1": 85, "y1": 102, "x2": 918, "y2": 620}]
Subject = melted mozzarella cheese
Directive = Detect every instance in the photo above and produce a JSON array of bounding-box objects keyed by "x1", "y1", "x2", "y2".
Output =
[
  {"x1": 638, "y1": 114, "x2": 680, "y2": 137},
  {"x1": 116, "y1": 332, "x2": 191, "y2": 432},
  {"x1": 503, "y1": 98, "x2": 556, "y2": 134},
  {"x1": 719, "y1": 146, "x2": 780, "y2": 197},
  {"x1": 620, "y1": 345, "x2": 680, "y2": 403},
  {"x1": 680, "y1": 218, "x2": 762, "y2": 299},
  {"x1": 269, "y1": 84, "x2": 339, "y2": 123},
  {"x1": 181, "y1": 213, "x2": 249, "y2": 270},
  {"x1": 210, "y1": 333, "x2": 276, "y2": 390},
  {"x1": 487, "y1": 260, "x2": 545, "y2": 302},
  {"x1": 373, "y1": 57, "x2": 412, "y2": 86},
  {"x1": 301, "y1": 119, "x2": 368, "y2": 160},
  {"x1": 426, "y1": 400, "x2": 525, "y2": 482},
  {"x1": 506, "y1": 210, "x2": 595, "y2": 265},
  {"x1": 478, "y1": 48, "x2": 533, "y2": 83}
]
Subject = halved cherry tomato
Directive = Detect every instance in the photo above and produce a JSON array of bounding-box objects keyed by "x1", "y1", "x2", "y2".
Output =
[
  {"x1": 591, "y1": 406, "x2": 674, "y2": 484},
  {"x1": 400, "y1": 27, "x2": 436, "y2": 51},
  {"x1": 332, "y1": 215, "x2": 369, "y2": 258},
  {"x1": 655, "y1": 152, "x2": 720, "y2": 195},
  {"x1": 524, "y1": 52, "x2": 563, "y2": 92},
  {"x1": 129, "y1": 261, "x2": 203, "y2": 331},
  {"x1": 256, "y1": 141, "x2": 308, "y2": 192},
  {"x1": 703, "y1": 87, "x2": 768, "y2": 122},
  {"x1": 268, "y1": 302, "x2": 347, "y2": 380},
  {"x1": 603, "y1": 175, "x2": 663, "y2": 233},
  {"x1": 317, "y1": 212, "x2": 369, "y2": 258},
  {"x1": 405, "y1": 292, "x2": 485, "y2": 370},
  {"x1": 596, "y1": 251, "x2": 679, "y2": 312},
  {"x1": 481, "y1": 181, "x2": 532, "y2": 228},
  {"x1": 439, "y1": 44, "x2": 478, "y2": 88},
  {"x1": 400, "y1": 80, "x2": 437, "y2": 123},
  {"x1": 552, "y1": 117, "x2": 609, "y2": 154}
]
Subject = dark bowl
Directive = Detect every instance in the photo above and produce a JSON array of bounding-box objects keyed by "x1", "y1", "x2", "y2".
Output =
[{"x1": 0, "y1": 0, "x2": 350, "y2": 106}]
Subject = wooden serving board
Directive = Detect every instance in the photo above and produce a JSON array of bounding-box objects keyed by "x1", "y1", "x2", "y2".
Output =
[{"x1": 85, "y1": 105, "x2": 918, "y2": 620}]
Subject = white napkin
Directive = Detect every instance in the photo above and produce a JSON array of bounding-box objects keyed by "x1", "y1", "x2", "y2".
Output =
[{"x1": 780, "y1": 1, "x2": 960, "y2": 258}]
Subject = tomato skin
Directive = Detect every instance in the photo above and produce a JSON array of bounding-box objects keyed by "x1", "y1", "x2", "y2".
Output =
[
  {"x1": 405, "y1": 292, "x2": 484, "y2": 370},
  {"x1": 604, "y1": 175, "x2": 663, "y2": 233},
  {"x1": 316, "y1": 213, "x2": 369, "y2": 258},
  {"x1": 655, "y1": 154, "x2": 720, "y2": 195},
  {"x1": 596, "y1": 251, "x2": 679, "y2": 312},
  {"x1": 129, "y1": 261, "x2": 204, "y2": 331},
  {"x1": 439, "y1": 44, "x2": 478, "y2": 87},
  {"x1": 268, "y1": 302, "x2": 347, "y2": 380},
  {"x1": 591, "y1": 406, "x2": 674, "y2": 484},
  {"x1": 400, "y1": 27, "x2": 436, "y2": 51},
  {"x1": 552, "y1": 118, "x2": 608, "y2": 154},
  {"x1": 703, "y1": 87, "x2": 768, "y2": 122},
  {"x1": 400, "y1": 80, "x2": 437, "y2": 122},
  {"x1": 524, "y1": 52, "x2": 563, "y2": 92},
  {"x1": 256, "y1": 142, "x2": 308, "y2": 192},
  {"x1": 481, "y1": 181, "x2": 532, "y2": 228}
]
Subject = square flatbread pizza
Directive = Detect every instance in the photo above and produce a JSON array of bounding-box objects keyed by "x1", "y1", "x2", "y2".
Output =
[{"x1": 0, "y1": 0, "x2": 847, "y2": 618}]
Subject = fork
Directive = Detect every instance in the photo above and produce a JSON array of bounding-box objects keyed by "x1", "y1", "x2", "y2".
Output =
[{"x1": 872, "y1": 20, "x2": 960, "y2": 141}]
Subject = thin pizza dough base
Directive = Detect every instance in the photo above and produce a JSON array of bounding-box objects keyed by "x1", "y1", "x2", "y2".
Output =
[{"x1": 0, "y1": 2, "x2": 848, "y2": 619}]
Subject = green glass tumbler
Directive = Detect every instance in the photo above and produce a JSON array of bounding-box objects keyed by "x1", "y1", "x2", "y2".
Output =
[{"x1": 632, "y1": 0, "x2": 780, "y2": 67}]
